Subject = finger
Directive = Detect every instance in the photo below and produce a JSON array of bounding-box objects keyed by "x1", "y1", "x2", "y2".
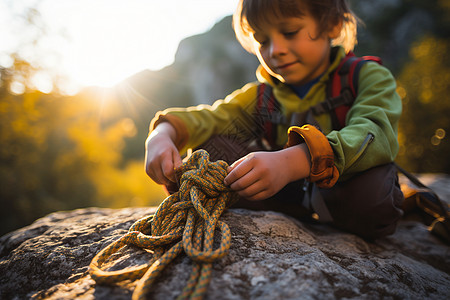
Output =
[
  {"x1": 229, "y1": 170, "x2": 260, "y2": 191},
  {"x1": 235, "y1": 180, "x2": 268, "y2": 199},
  {"x1": 150, "y1": 157, "x2": 171, "y2": 185},
  {"x1": 147, "y1": 163, "x2": 166, "y2": 185},
  {"x1": 227, "y1": 156, "x2": 246, "y2": 173},
  {"x1": 172, "y1": 150, "x2": 182, "y2": 169},
  {"x1": 224, "y1": 156, "x2": 253, "y2": 186},
  {"x1": 145, "y1": 158, "x2": 160, "y2": 183},
  {"x1": 161, "y1": 155, "x2": 176, "y2": 183},
  {"x1": 242, "y1": 189, "x2": 270, "y2": 201}
]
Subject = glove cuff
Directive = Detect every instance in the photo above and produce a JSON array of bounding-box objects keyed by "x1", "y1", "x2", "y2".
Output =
[{"x1": 287, "y1": 125, "x2": 339, "y2": 188}]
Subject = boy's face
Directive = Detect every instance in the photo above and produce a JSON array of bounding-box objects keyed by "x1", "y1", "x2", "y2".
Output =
[{"x1": 252, "y1": 13, "x2": 338, "y2": 86}]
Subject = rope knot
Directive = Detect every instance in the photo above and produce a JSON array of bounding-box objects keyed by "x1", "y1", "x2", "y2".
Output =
[
  {"x1": 176, "y1": 149, "x2": 230, "y2": 199},
  {"x1": 89, "y1": 149, "x2": 238, "y2": 300}
]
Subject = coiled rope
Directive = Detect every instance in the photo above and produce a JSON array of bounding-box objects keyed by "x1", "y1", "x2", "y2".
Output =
[{"x1": 89, "y1": 149, "x2": 238, "y2": 300}]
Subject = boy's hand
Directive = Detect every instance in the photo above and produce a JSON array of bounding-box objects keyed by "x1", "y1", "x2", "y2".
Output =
[
  {"x1": 145, "y1": 123, "x2": 182, "y2": 186},
  {"x1": 224, "y1": 144, "x2": 311, "y2": 201}
]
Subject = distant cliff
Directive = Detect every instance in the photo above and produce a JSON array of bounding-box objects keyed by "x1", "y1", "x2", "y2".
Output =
[{"x1": 121, "y1": 16, "x2": 258, "y2": 112}]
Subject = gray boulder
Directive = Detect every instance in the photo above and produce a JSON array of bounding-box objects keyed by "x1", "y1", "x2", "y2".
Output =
[{"x1": 1, "y1": 175, "x2": 449, "y2": 300}]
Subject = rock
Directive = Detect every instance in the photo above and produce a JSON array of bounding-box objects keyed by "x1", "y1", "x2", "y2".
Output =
[{"x1": 1, "y1": 175, "x2": 449, "y2": 300}]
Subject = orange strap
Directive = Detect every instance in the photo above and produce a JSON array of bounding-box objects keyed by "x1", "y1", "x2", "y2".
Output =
[{"x1": 287, "y1": 125, "x2": 339, "y2": 188}]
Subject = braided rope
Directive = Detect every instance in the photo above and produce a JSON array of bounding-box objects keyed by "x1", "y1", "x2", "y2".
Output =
[{"x1": 89, "y1": 149, "x2": 238, "y2": 300}]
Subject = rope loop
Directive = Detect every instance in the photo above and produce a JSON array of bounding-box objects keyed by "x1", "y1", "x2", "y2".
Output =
[{"x1": 89, "y1": 149, "x2": 238, "y2": 300}]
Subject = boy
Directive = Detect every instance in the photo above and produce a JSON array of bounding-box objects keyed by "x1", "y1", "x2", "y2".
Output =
[{"x1": 145, "y1": 0, "x2": 404, "y2": 239}]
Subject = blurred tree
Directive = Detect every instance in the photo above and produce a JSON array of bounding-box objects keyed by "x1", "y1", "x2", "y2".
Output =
[
  {"x1": 346, "y1": 0, "x2": 450, "y2": 174},
  {"x1": 0, "y1": 58, "x2": 166, "y2": 236},
  {"x1": 350, "y1": 0, "x2": 450, "y2": 73},
  {"x1": 0, "y1": 2, "x2": 168, "y2": 235},
  {"x1": 396, "y1": 36, "x2": 450, "y2": 173},
  {"x1": 0, "y1": 58, "x2": 94, "y2": 234}
]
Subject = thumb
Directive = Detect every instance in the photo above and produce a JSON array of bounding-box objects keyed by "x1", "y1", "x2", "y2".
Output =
[
  {"x1": 172, "y1": 149, "x2": 182, "y2": 169},
  {"x1": 165, "y1": 149, "x2": 182, "y2": 183}
]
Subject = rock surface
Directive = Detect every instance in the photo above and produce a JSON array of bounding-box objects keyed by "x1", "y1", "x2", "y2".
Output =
[{"x1": 1, "y1": 175, "x2": 449, "y2": 300}]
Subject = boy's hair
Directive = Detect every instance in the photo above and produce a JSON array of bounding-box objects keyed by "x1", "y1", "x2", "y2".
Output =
[{"x1": 233, "y1": 0, "x2": 359, "y2": 54}]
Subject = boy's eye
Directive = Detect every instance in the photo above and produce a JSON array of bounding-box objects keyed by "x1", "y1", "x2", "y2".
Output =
[{"x1": 283, "y1": 30, "x2": 299, "y2": 38}]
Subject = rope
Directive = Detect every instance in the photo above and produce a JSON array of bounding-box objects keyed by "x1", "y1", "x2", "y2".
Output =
[{"x1": 89, "y1": 149, "x2": 238, "y2": 300}]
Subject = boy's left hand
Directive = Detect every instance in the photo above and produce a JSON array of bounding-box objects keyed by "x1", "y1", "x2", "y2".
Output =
[{"x1": 224, "y1": 145, "x2": 311, "y2": 201}]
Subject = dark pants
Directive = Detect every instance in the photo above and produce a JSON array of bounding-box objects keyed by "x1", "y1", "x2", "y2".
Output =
[
  {"x1": 185, "y1": 136, "x2": 404, "y2": 240},
  {"x1": 317, "y1": 163, "x2": 404, "y2": 239}
]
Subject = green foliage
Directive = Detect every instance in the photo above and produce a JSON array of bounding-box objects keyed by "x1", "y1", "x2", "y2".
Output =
[
  {"x1": 0, "y1": 59, "x2": 166, "y2": 236},
  {"x1": 349, "y1": 0, "x2": 450, "y2": 173},
  {"x1": 396, "y1": 36, "x2": 450, "y2": 173}
]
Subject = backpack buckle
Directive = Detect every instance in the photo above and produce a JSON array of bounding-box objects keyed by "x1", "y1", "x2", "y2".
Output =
[{"x1": 341, "y1": 88, "x2": 355, "y2": 105}]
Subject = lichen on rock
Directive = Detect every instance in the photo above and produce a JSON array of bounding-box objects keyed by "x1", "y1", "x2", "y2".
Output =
[{"x1": 1, "y1": 175, "x2": 449, "y2": 299}]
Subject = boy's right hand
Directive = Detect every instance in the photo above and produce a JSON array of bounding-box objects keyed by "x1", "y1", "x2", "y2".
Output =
[{"x1": 144, "y1": 122, "x2": 182, "y2": 186}]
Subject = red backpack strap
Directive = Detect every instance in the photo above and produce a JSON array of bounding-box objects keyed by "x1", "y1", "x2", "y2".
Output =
[
  {"x1": 255, "y1": 83, "x2": 286, "y2": 149},
  {"x1": 325, "y1": 52, "x2": 382, "y2": 129}
]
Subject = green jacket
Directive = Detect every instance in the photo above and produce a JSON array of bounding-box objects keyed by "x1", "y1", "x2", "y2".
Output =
[{"x1": 151, "y1": 47, "x2": 402, "y2": 181}]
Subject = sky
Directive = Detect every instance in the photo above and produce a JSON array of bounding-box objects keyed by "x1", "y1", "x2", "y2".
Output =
[{"x1": 0, "y1": 0, "x2": 240, "y2": 92}]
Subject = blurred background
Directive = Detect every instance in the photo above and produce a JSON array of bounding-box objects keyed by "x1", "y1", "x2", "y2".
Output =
[{"x1": 0, "y1": 0, "x2": 449, "y2": 236}]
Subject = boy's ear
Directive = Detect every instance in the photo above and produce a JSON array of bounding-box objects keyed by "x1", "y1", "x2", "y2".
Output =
[{"x1": 328, "y1": 20, "x2": 342, "y2": 39}]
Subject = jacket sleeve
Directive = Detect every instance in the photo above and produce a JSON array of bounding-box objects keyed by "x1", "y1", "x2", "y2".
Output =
[
  {"x1": 326, "y1": 62, "x2": 402, "y2": 180},
  {"x1": 150, "y1": 83, "x2": 260, "y2": 154}
]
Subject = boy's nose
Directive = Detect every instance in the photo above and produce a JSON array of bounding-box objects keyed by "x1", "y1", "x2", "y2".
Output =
[{"x1": 270, "y1": 37, "x2": 288, "y2": 57}]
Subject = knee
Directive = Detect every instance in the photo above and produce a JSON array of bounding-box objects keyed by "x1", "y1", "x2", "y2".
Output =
[
  {"x1": 323, "y1": 164, "x2": 405, "y2": 240},
  {"x1": 354, "y1": 181, "x2": 404, "y2": 239}
]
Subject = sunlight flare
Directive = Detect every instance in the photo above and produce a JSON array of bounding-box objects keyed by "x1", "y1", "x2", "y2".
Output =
[{"x1": 3, "y1": 0, "x2": 239, "y2": 92}]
